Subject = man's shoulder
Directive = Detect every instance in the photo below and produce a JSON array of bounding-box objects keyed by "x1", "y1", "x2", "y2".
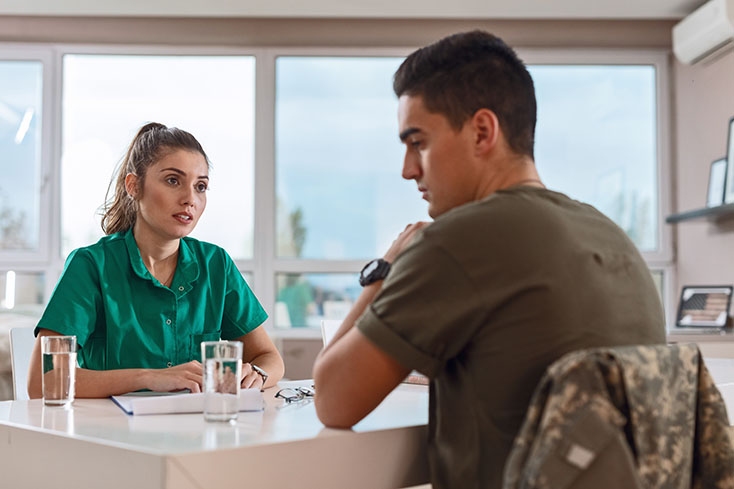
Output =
[
  {"x1": 422, "y1": 188, "x2": 574, "y2": 241},
  {"x1": 439, "y1": 187, "x2": 574, "y2": 220}
]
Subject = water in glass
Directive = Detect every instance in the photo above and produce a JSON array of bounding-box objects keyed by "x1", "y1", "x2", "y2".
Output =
[
  {"x1": 204, "y1": 357, "x2": 241, "y2": 422},
  {"x1": 42, "y1": 351, "x2": 76, "y2": 406}
]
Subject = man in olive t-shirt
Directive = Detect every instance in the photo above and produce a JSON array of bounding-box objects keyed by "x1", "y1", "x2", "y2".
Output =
[{"x1": 313, "y1": 30, "x2": 665, "y2": 489}]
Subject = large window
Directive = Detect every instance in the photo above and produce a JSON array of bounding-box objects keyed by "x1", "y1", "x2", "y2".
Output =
[
  {"x1": 530, "y1": 65, "x2": 658, "y2": 252},
  {"x1": 0, "y1": 61, "x2": 43, "y2": 252},
  {"x1": 61, "y1": 55, "x2": 256, "y2": 259},
  {"x1": 0, "y1": 46, "x2": 673, "y2": 331},
  {"x1": 275, "y1": 57, "x2": 426, "y2": 260}
]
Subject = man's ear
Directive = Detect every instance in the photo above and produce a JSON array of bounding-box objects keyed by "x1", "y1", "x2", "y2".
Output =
[
  {"x1": 124, "y1": 173, "x2": 139, "y2": 199},
  {"x1": 471, "y1": 108, "x2": 500, "y2": 156}
]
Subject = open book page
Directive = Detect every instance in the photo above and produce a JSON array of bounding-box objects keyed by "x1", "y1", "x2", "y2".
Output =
[{"x1": 111, "y1": 388, "x2": 264, "y2": 415}]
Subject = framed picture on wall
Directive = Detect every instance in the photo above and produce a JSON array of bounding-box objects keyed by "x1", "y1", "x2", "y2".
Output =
[
  {"x1": 676, "y1": 285, "x2": 733, "y2": 328},
  {"x1": 707, "y1": 157, "x2": 727, "y2": 207},
  {"x1": 725, "y1": 116, "x2": 734, "y2": 204}
]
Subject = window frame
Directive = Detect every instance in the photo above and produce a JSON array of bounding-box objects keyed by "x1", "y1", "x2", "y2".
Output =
[
  {"x1": 0, "y1": 45, "x2": 57, "y2": 269},
  {"x1": 519, "y1": 48, "x2": 674, "y2": 326},
  {"x1": 0, "y1": 43, "x2": 676, "y2": 333}
]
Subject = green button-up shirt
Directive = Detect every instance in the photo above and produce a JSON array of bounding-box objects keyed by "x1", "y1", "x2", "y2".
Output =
[{"x1": 35, "y1": 229, "x2": 267, "y2": 370}]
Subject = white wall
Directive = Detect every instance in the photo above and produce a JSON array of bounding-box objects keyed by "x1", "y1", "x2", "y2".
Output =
[
  {"x1": 672, "y1": 51, "x2": 734, "y2": 291},
  {"x1": 0, "y1": 0, "x2": 700, "y2": 19}
]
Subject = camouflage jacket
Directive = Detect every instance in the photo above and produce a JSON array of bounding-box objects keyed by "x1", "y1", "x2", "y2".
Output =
[{"x1": 502, "y1": 343, "x2": 734, "y2": 489}]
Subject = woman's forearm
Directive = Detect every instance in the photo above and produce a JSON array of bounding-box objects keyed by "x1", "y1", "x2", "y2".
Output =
[
  {"x1": 71, "y1": 367, "x2": 150, "y2": 398},
  {"x1": 248, "y1": 351, "x2": 285, "y2": 389}
]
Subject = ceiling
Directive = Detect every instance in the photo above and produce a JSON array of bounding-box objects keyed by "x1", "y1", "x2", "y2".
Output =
[{"x1": 0, "y1": 0, "x2": 709, "y2": 20}]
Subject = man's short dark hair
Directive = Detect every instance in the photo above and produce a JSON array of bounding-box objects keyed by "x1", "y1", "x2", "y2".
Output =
[{"x1": 394, "y1": 30, "x2": 537, "y2": 159}]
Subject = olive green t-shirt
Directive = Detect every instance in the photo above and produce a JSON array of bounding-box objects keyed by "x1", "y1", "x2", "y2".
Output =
[
  {"x1": 35, "y1": 229, "x2": 267, "y2": 370},
  {"x1": 356, "y1": 187, "x2": 665, "y2": 489}
]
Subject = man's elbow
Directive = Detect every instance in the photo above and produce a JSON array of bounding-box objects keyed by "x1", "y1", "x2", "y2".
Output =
[
  {"x1": 314, "y1": 394, "x2": 358, "y2": 429},
  {"x1": 313, "y1": 360, "x2": 359, "y2": 429}
]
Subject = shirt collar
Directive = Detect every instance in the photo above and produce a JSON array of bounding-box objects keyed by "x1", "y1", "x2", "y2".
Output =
[{"x1": 124, "y1": 228, "x2": 200, "y2": 289}]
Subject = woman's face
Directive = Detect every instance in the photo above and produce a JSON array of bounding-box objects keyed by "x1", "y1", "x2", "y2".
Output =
[{"x1": 127, "y1": 149, "x2": 209, "y2": 242}]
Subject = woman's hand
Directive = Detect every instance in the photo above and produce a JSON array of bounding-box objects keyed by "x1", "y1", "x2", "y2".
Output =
[
  {"x1": 240, "y1": 362, "x2": 264, "y2": 390},
  {"x1": 140, "y1": 360, "x2": 203, "y2": 393}
]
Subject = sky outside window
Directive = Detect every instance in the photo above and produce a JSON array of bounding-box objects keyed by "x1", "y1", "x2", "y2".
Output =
[
  {"x1": 0, "y1": 61, "x2": 42, "y2": 252},
  {"x1": 61, "y1": 55, "x2": 256, "y2": 259}
]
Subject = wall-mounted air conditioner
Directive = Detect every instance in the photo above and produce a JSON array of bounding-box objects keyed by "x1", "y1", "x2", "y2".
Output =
[{"x1": 673, "y1": 0, "x2": 734, "y2": 64}]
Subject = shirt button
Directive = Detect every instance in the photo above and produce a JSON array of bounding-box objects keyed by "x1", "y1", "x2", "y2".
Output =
[
  {"x1": 167, "y1": 362, "x2": 172, "y2": 368},
  {"x1": 166, "y1": 319, "x2": 172, "y2": 325},
  {"x1": 178, "y1": 286, "x2": 185, "y2": 292}
]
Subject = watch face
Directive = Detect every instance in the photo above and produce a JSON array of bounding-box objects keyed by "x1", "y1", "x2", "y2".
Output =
[{"x1": 363, "y1": 260, "x2": 379, "y2": 277}]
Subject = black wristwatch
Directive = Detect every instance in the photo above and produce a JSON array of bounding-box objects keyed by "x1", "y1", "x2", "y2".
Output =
[{"x1": 359, "y1": 258, "x2": 391, "y2": 286}]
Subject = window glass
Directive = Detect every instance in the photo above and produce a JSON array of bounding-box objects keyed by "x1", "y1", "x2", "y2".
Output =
[
  {"x1": 61, "y1": 55, "x2": 255, "y2": 258},
  {"x1": 530, "y1": 65, "x2": 658, "y2": 251},
  {"x1": 275, "y1": 57, "x2": 427, "y2": 260},
  {"x1": 275, "y1": 273, "x2": 360, "y2": 328},
  {"x1": 0, "y1": 270, "x2": 45, "y2": 312},
  {"x1": 0, "y1": 61, "x2": 43, "y2": 251}
]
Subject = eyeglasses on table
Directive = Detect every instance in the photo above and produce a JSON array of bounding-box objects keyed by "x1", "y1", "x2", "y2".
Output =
[{"x1": 275, "y1": 386, "x2": 315, "y2": 403}]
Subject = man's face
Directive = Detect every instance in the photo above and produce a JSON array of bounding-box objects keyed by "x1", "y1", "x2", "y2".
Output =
[{"x1": 398, "y1": 95, "x2": 479, "y2": 218}]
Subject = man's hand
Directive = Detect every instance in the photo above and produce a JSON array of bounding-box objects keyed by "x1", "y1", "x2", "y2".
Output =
[
  {"x1": 383, "y1": 221, "x2": 431, "y2": 263},
  {"x1": 140, "y1": 360, "x2": 203, "y2": 393}
]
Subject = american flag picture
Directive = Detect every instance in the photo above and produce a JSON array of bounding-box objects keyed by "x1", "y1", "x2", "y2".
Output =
[{"x1": 677, "y1": 286, "x2": 733, "y2": 327}]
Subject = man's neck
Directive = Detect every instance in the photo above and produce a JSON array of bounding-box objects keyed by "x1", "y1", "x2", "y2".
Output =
[{"x1": 474, "y1": 154, "x2": 543, "y2": 200}]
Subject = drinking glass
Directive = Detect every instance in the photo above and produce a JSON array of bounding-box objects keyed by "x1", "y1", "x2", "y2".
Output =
[
  {"x1": 201, "y1": 341, "x2": 243, "y2": 422},
  {"x1": 41, "y1": 336, "x2": 77, "y2": 407}
]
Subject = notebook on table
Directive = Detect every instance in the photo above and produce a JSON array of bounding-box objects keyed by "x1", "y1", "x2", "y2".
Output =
[
  {"x1": 111, "y1": 388, "x2": 264, "y2": 415},
  {"x1": 320, "y1": 320, "x2": 429, "y2": 385}
]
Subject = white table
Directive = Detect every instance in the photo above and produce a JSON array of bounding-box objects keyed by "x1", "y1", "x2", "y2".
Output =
[{"x1": 0, "y1": 381, "x2": 429, "y2": 489}]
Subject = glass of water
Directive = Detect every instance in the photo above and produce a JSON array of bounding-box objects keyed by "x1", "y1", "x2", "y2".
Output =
[
  {"x1": 201, "y1": 340, "x2": 243, "y2": 422},
  {"x1": 41, "y1": 336, "x2": 77, "y2": 407}
]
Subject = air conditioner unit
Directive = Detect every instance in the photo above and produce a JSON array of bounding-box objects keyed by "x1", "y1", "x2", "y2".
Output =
[{"x1": 673, "y1": 0, "x2": 734, "y2": 64}]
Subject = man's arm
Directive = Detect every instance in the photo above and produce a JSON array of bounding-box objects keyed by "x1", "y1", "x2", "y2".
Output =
[{"x1": 313, "y1": 222, "x2": 428, "y2": 429}]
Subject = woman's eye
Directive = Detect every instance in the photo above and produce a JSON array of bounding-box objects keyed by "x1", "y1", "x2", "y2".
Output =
[
  {"x1": 196, "y1": 183, "x2": 208, "y2": 193},
  {"x1": 165, "y1": 177, "x2": 179, "y2": 185},
  {"x1": 409, "y1": 140, "x2": 422, "y2": 149}
]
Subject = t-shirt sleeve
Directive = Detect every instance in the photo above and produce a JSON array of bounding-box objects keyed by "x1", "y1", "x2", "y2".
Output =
[
  {"x1": 220, "y1": 250, "x2": 268, "y2": 339},
  {"x1": 34, "y1": 249, "x2": 101, "y2": 348},
  {"x1": 356, "y1": 239, "x2": 485, "y2": 379}
]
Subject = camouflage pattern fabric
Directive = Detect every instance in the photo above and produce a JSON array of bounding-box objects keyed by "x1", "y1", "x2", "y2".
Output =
[{"x1": 502, "y1": 344, "x2": 734, "y2": 489}]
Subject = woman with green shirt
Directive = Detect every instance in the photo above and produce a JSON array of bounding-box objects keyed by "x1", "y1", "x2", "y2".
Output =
[{"x1": 28, "y1": 123, "x2": 284, "y2": 398}]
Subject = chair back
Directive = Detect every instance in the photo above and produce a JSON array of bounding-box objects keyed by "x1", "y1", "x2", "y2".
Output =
[
  {"x1": 9, "y1": 327, "x2": 35, "y2": 400},
  {"x1": 320, "y1": 319, "x2": 342, "y2": 347},
  {"x1": 502, "y1": 343, "x2": 734, "y2": 489}
]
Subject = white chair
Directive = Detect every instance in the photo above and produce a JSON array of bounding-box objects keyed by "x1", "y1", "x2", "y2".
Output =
[
  {"x1": 322, "y1": 300, "x2": 353, "y2": 320},
  {"x1": 9, "y1": 327, "x2": 35, "y2": 400},
  {"x1": 320, "y1": 319, "x2": 342, "y2": 347}
]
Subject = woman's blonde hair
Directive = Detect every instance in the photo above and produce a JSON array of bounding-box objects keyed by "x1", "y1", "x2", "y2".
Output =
[{"x1": 101, "y1": 122, "x2": 209, "y2": 235}]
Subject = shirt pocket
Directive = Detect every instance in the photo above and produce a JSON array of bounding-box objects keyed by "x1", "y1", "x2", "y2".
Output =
[{"x1": 190, "y1": 332, "x2": 221, "y2": 362}]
